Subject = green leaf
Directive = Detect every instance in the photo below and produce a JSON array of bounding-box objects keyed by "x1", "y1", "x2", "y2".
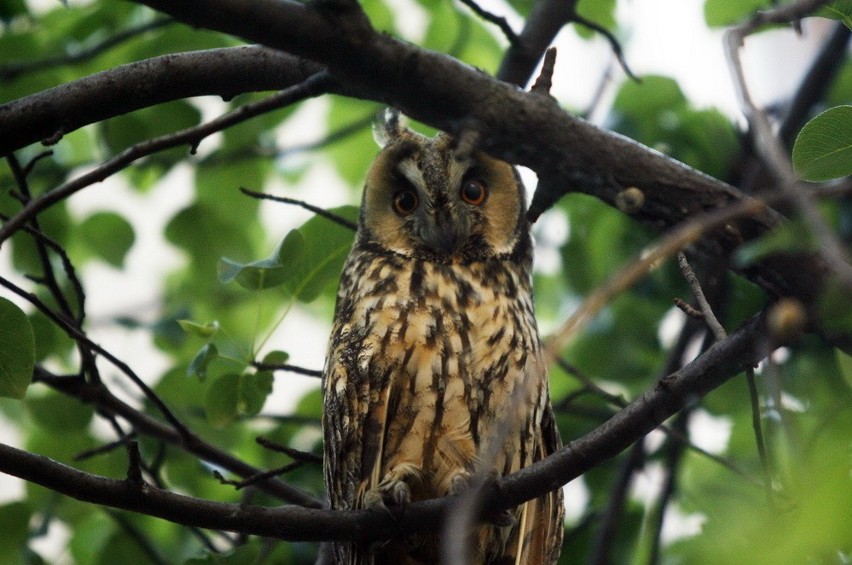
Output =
[
  {"x1": 177, "y1": 319, "x2": 220, "y2": 338},
  {"x1": 100, "y1": 99, "x2": 201, "y2": 157},
  {"x1": 704, "y1": 0, "x2": 771, "y2": 27},
  {"x1": 238, "y1": 370, "x2": 273, "y2": 417},
  {"x1": 612, "y1": 76, "x2": 686, "y2": 121},
  {"x1": 279, "y1": 206, "x2": 358, "y2": 302},
  {"x1": 0, "y1": 0, "x2": 27, "y2": 21},
  {"x1": 836, "y1": 350, "x2": 852, "y2": 388},
  {"x1": 188, "y1": 343, "x2": 218, "y2": 381},
  {"x1": 326, "y1": 97, "x2": 382, "y2": 186},
  {"x1": 0, "y1": 296, "x2": 34, "y2": 399},
  {"x1": 69, "y1": 514, "x2": 114, "y2": 565},
  {"x1": 205, "y1": 373, "x2": 240, "y2": 428},
  {"x1": 261, "y1": 350, "x2": 289, "y2": 365},
  {"x1": 0, "y1": 502, "x2": 30, "y2": 564},
  {"x1": 734, "y1": 220, "x2": 817, "y2": 267},
  {"x1": 816, "y1": 281, "x2": 852, "y2": 347},
  {"x1": 204, "y1": 371, "x2": 273, "y2": 427},
  {"x1": 575, "y1": 0, "x2": 617, "y2": 38},
  {"x1": 27, "y1": 391, "x2": 94, "y2": 431},
  {"x1": 217, "y1": 245, "x2": 289, "y2": 291},
  {"x1": 78, "y1": 211, "x2": 135, "y2": 268},
  {"x1": 816, "y1": 0, "x2": 852, "y2": 29},
  {"x1": 165, "y1": 204, "x2": 256, "y2": 279},
  {"x1": 792, "y1": 105, "x2": 852, "y2": 181}
]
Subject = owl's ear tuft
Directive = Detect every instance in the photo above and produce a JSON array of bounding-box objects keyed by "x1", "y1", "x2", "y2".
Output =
[{"x1": 373, "y1": 108, "x2": 405, "y2": 148}]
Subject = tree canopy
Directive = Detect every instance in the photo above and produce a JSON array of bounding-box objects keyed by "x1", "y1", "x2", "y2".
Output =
[{"x1": 0, "y1": 0, "x2": 850, "y2": 563}]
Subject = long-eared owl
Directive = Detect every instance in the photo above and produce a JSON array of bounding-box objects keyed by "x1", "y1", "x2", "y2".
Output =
[{"x1": 322, "y1": 110, "x2": 563, "y2": 564}]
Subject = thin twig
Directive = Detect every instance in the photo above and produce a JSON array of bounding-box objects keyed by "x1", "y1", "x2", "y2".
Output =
[
  {"x1": 256, "y1": 436, "x2": 323, "y2": 464},
  {"x1": 126, "y1": 441, "x2": 145, "y2": 485},
  {"x1": 0, "y1": 72, "x2": 335, "y2": 246},
  {"x1": 530, "y1": 47, "x2": 557, "y2": 95},
  {"x1": 557, "y1": 359, "x2": 758, "y2": 483},
  {"x1": 0, "y1": 18, "x2": 175, "y2": 80},
  {"x1": 214, "y1": 462, "x2": 305, "y2": 489},
  {"x1": 74, "y1": 433, "x2": 138, "y2": 462},
  {"x1": 251, "y1": 360, "x2": 324, "y2": 378},
  {"x1": 673, "y1": 297, "x2": 704, "y2": 319},
  {"x1": 0, "y1": 275, "x2": 193, "y2": 440},
  {"x1": 571, "y1": 13, "x2": 638, "y2": 81},
  {"x1": 586, "y1": 440, "x2": 644, "y2": 565},
  {"x1": 239, "y1": 188, "x2": 357, "y2": 231},
  {"x1": 745, "y1": 367, "x2": 775, "y2": 508},
  {"x1": 725, "y1": 0, "x2": 852, "y2": 283},
  {"x1": 647, "y1": 410, "x2": 690, "y2": 565},
  {"x1": 33, "y1": 365, "x2": 321, "y2": 507},
  {"x1": 677, "y1": 252, "x2": 727, "y2": 341},
  {"x1": 5, "y1": 156, "x2": 82, "y2": 323},
  {"x1": 544, "y1": 195, "x2": 769, "y2": 361},
  {"x1": 457, "y1": 0, "x2": 519, "y2": 45}
]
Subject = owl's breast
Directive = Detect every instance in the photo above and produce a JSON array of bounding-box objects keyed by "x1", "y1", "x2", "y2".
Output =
[{"x1": 333, "y1": 254, "x2": 543, "y2": 491}]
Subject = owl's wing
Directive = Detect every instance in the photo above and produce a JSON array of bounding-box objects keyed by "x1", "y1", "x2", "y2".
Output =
[
  {"x1": 520, "y1": 399, "x2": 564, "y2": 564},
  {"x1": 484, "y1": 351, "x2": 564, "y2": 565},
  {"x1": 323, "y1": 320, "x2": 396, "y2": 565}
]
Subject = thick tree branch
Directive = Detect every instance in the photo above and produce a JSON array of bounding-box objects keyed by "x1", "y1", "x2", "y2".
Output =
[
  {"x1": 3, "y1": 311, "x2": 770, "y2": 542},
  {"x1": 496, "y1": 0, "x2": 576, "y2": 86},
  {"x1": 0, "y1": 72, "x2": 334, "y2": 243},
  {"x1": 118, "y1": 0, "x2": 849, "y2": 348},
  {"x1": 2, "y1": 0, "x2": 847, "y2": 346},
  {"x1": 0, "y1": 46, "x2": 324, "y2": 156}
]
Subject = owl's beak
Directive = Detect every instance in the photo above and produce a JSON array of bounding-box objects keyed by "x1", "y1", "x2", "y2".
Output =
[{"x1": 421, "y1": 213, "x2": 465, "y2": 254}]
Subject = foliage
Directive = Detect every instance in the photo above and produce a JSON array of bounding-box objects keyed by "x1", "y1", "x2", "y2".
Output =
[
  {"x1": 0, "y1": 1, "x2": 850, "y2": 564},
  {"x1": 792, "y1": 105, "x2": 852, "y2": 181}
]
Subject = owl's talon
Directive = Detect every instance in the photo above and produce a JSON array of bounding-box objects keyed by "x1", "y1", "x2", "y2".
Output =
[
  {"x1": 448, "y1": 471, "x2": 472, "y2": 496},
  {"x1": 364, "y1": 463, "x2": 421, "y2": 508},
  {"x1": 486, "y1": 508, "x2": 517, "y2": 528}
]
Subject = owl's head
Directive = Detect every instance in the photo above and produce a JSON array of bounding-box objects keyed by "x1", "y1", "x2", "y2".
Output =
[{"x1": 358, "y1": 110, "x2": 529, "y2": 264}]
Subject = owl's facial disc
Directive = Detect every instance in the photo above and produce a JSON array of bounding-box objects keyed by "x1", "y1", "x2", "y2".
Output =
[{"x1": 362, "y1": 132, "x2": 525, "y2": 262}]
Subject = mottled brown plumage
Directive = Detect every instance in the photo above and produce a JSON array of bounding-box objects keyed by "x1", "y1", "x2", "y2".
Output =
[{"x1": 323, "y1": 111, "x2": 563, "y2": 564}]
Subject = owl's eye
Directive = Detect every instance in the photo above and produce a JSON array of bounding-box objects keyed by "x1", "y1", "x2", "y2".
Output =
[
  {"x1": 460, "y1": 179, "x2": 487, "y2": 205},
  {"x1": 393, "y1": 189, "x2": 419, "y2": 216}
]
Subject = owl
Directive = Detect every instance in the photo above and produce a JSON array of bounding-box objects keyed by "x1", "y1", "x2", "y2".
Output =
[{"x1": 322, "y1": 110, "x2": 563, "y2": 564}]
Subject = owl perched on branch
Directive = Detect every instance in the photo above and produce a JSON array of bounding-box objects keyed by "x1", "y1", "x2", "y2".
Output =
[{"x1": 323, "y1": 110, "x2": 563, "y2": 564}]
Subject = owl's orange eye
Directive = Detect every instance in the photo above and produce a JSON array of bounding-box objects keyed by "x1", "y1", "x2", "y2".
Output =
[
  {"x1": 393, "y1": 189, "x2": 419, "y2": 216},
  {"x1": 460, "y1": 179, "x2": 487, "y2": 205}
]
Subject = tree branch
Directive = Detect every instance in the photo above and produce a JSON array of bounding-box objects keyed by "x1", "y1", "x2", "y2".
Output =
[
  {"x1": 117, "y1": 0, "x2": 849, "y2": 350},
  {"x1": 33, "y1": 367, "x2": 321, "y2": 508},
  {"x1": 2, "y1": 0, "x2": 847, "y2": 346},
  {"x1": 0, "y1": 72, "x2": 334, "y2": 244},
  {"x1": 0, "y1": 46, "x2": 325, "y2": 156},
  {"x1": 496, "y1": 0, "x2": 579, "y2": 86},
  {"x1": 2, "y1": 311, "x2": 771, "y2": 542},
  {"x1": 0, "y1": 17, "x2": 175, "y2": 80}
]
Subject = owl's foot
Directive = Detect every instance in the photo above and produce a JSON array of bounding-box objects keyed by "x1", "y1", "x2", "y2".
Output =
[
  {"x1": 447, "y1": 469, "x2": 516, "y2": 528},
  {"x1": 364, "y1": 463, "x2": 423, "y2": 508},
  {"x1": 448, "y1": 470, "x2": 473, "y2": 496}
]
